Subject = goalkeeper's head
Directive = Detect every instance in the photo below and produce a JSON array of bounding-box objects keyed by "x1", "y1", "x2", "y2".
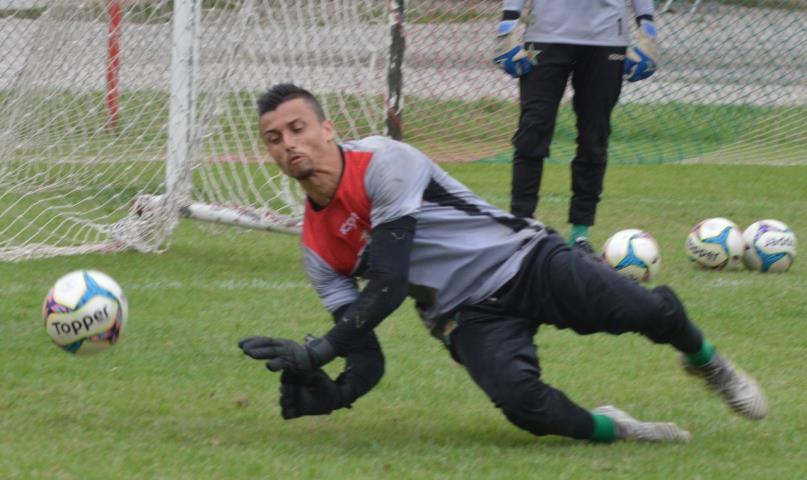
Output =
[
  {"x1": 257, "y1": 84, "x2": 336, "y2": 181},
  {"x1": 257, "y1": 83, "x2": 325, "y2": 121}
]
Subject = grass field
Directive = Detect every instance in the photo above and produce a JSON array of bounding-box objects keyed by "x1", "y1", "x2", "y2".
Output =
[
  {"x1": 5, "y1": 88, "x2": 804, "y2": 167},
  {"x1": 1, "y1": 162, "x2": 806, "y2": 479}
]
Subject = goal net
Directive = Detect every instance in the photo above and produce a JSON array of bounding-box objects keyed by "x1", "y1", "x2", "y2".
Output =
[
  {"x1": 0, "y1": 0, "x2": 389, "y2": 261},
  {"x1": 1, "y1": 0, "x2": 804, "y2": 261},
  {"x1": 399, "y1": 0, "x2": 806, "y2": 164}
]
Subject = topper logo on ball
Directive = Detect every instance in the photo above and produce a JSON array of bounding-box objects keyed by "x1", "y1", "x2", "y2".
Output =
[
  {"x1": 764, "y1": 237, "x2": 794, "y2": 248},
  {"x1": 686, "y1": 238, "x2": 720, "y2": 263},
  {"x1": 50, "y1": 305, "x2": 111, "y2": 336}
]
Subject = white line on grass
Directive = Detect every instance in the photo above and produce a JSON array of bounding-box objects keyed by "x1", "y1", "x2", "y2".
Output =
[
  {"x1": 693, "y1": 276, "x2": 805, "y2": 288},
  {"x1": 1, "y1": 279, "x2": 311, "y2": 295},
  {"x1": 481, "y1": 193, "x2": 807, "y2": 210}
]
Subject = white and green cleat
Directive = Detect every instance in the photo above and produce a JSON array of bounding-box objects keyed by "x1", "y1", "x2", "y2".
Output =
[
  {"x1": 593, "y1": 405, "x2": 692, "y2": 443},
  {"x1": 682, "y1": 353, "x2": 768, "y2": 420}
]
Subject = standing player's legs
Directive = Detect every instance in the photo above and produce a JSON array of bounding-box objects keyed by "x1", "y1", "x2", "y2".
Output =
[
  {"x1": 567, "y1": 46, "x2": 625, "y2": 240},
  {"x1": 510, "y1": 43, "x2": 574, "y2": 219}
]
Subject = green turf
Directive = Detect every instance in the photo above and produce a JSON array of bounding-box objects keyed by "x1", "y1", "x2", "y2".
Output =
[
  {"x1": 4, "y1": 88, "x2": 804, "y2": 167},
  {"x1": 455, "y1": 101, "x2": 807, "y2": 165},
  {"x1": 1, "y1": 163, "x2": 806, "y2": 479}
]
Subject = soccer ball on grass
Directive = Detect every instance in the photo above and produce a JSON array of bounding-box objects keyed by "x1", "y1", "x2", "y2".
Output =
[
  {"x1": 602, "y1": 228, "x2": 661, "y2": 283},
  {"x1": 742, "y1": 219, "x2": 797, "y2": 272},
  {"x1": 685, "y1": 217, "x2": 744, "y2": 270},
  {"x1": 43, "y1": 270, "x2": 128, "y2": 355}
]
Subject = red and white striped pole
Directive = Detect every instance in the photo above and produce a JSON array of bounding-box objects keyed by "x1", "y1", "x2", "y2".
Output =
[{"x1": 106, "y1": 0, "x2": 122, "y2": 131}]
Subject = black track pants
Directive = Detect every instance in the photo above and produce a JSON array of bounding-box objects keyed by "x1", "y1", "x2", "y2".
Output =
[
  {"x1": 449, "y1": 233, "x2": 704, "y2": 439},
  {"x1": 510, "y1": 43, "x2": 625, "y2": 225}
]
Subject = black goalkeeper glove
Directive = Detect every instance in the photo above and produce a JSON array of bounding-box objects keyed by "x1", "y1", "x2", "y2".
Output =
[
  {"x1": 238, "y1": 335, "x2": 336, "y2": 373},
  {"x1": 279, "y1": 369, "x2": 352, "y2": 419}
]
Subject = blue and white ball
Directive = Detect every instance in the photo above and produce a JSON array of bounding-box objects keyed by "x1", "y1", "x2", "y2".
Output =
[
  {"x1": 602, "y1": 229, "x2": 661, "y2": 282},
  {"x1": 742, "y1": 219, "x2": 797, "y2": 273},
  {"x1": 43, "y1": 270, "x2": 128, "y2": 355},
  {"x1": 685, "y1": 217, "x2": 744, "y2": 270}
]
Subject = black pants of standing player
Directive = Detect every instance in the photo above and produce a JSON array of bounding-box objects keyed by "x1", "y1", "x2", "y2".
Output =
[
  {"x1": 448, "y1": 233, "x2": 705, "y2": 439},
  {"x1": 510, "y1": 43, "x2": 625, "y2": 224}
]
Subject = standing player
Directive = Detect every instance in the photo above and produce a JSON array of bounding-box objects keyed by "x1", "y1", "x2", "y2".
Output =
[
  {"x1": 238, "y1": 84, "x2": 766, "y2": 443},
  {"x1": 493, "y1": 0, "x2": 659, "y2": 249}
]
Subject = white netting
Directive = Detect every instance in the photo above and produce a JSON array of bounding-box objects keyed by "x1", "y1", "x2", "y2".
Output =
[
  {"x1": 0, "y1": 0, "x2": 388, "y2": 261},
  {"x1": 1, "y1": 2, "x2": 177, "y2": 260},
  {"x1": 1, "y1": 0, "x2": 804, "y2": 261},
  {"x1": 401, "y1": 0, "x2": 806, "y2": 164}
]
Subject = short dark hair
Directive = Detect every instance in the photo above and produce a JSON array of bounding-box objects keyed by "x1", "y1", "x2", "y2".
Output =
[{"x1": 256, "y1": 83, "x2": 326, "y2": 120}]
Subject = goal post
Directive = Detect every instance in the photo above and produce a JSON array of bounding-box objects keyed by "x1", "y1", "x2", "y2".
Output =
[
  {"x1": 166, "y1": 0, "x2": 200, "y2": 208},
  {"x1": 105, "y1": 0, "x2": 122, "y2": 131},
  {"x1": 385, "y1": 0, "x2": 405, "y2": 140},
  {"x1": 0, "y1": 0, "x2": 804, "y2": 261}
]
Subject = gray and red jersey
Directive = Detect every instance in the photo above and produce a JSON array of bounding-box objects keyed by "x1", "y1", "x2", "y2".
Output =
[{"x1": 301, "y1": 136, "x2": 546, "y2": 332}]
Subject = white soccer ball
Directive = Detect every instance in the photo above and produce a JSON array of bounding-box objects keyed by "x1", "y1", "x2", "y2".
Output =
[
  {"x1": 685, "y1": 217, "x2": 744, "y2": 270},
  {"x1": 742, "y1": 219, "x2": 797, "y2": 272},
  {"x1": 43, "y1": 270, "x2": 128, "y2": 355},
  {"x1": 602, "y1": 228, "x2": 661, "y2": 282}
]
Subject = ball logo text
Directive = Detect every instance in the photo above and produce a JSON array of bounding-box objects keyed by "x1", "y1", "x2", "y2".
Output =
[
  {"x1": 51, "y1": 305, "x2": 110, "y2": 336},
  {"x1": 763, "y1": 236, "x2": 794, "y2": 248},
  {"x1": 687, "y1": 237, "x2": 720, "y2": 262}
]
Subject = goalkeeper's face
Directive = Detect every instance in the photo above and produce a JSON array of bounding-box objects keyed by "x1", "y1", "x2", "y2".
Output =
[{"x1": 259, "y1": 98, "x2": 335, "y2": 181}]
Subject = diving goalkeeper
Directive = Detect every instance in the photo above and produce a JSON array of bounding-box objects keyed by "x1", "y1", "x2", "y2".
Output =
[{"x1": 238, "y1": 84, "x2": 766, "y2": 443}]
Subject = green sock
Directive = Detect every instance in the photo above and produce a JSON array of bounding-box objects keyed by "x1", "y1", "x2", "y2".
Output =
[
  {"x1": 590, "y1": 413, "x2": 617, "y2": 442},
  {"x1": 568, "y1": 224, "x2": 589, "y2": 244},
  {"x1": 686, "y1": 339, "x2": 716, "y2": 367}
]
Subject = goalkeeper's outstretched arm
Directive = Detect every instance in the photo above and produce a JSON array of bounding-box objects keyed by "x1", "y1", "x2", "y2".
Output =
[
  {"x1": 329, "y1": 304, "x2": 385, "y2": 406},
  {"x1": 303, "y1": 215, "x2": 413, "y2": 411},
  {"x1": 323, "y1": 215, "x2": 416, "y2": 355}
]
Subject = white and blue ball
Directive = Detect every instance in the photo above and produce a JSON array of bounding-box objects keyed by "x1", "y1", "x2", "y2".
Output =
[
  {"x1": 742, "y1": 219, "x2": 797, "y2": 273},
  {"x1": 43, "y1": 270, "x2": 128, "y2": 355},
  {"x1": 602, "y1": 229, "x2": 661, "y2": 283},
  {"x1": 685, "y1": 217, "x2": 744, "y2": 270}
]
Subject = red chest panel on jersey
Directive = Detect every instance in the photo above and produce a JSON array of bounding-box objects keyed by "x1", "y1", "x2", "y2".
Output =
[{"x1": 302, "y1": 150, "x2": 373, "y2": 276}]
